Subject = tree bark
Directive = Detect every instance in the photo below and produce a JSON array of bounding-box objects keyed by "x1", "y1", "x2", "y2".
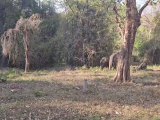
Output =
[
  {"x1": 24, "y1": 27, "x2": 30, "y2": 73},
  {"x1": 114, "y1": 0, "x2": 151, "y2": 82}
]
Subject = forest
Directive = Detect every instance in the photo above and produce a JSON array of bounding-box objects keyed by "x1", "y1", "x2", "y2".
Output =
[{"x1": 0, "y1": 0, "x2": 160, "y2": 119}]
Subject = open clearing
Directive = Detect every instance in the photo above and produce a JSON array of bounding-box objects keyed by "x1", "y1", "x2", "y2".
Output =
[{"x1": 0, "y1": 66, "x2": 160, "y2": 120}]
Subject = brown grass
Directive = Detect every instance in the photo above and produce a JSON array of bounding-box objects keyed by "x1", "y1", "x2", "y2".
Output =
[{"x1": 0, "y1": 66, "x2": 160, "y2": 120}]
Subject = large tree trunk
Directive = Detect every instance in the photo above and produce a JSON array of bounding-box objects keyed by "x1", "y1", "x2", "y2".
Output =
[
  {"x1": 24, "y1": 28, "x2": 30, "y2": 73},
  {"x1": 114, "y1": 0, "x2": 150, "y2": 82}
]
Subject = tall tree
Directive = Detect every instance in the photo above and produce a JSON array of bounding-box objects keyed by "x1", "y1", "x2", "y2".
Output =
[
  {"x1": 1, "y1": 14, "x2": 42, "y2": 72},
  {"x1": 113, "y1": 0, "x2": 152, "y2": 82}
]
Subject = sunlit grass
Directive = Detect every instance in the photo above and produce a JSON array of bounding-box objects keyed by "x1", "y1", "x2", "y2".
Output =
[{"x1": 147, "y1": 65, "x2": 160, "y2": 70}]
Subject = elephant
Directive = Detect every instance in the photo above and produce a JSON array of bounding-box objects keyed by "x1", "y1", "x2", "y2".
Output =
[
  {"x1": 100, "y1": 57, "x2": 109, "y2": 70},
  {"x1": 109, "y1": 52, "x2": 119, "y2": 70},
  {"x1": 138, "y1": 62, "x2": 147, "y2": 70}
]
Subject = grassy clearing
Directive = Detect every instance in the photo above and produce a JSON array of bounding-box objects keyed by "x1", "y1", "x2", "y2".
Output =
[{"x1": 0, "y1": 65, "x2": 160, "y2": 120}]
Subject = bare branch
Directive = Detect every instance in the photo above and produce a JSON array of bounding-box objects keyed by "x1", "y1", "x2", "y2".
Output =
[
  {"x1": 113, "y1": 5, "x2": 125, "y2": 39},
  {"x1": 65, "y1": 0, "x2": 75, "y2": 14},
  {"x1": 139, "y1": 0, "x2": 151, "y2": 16},
  {"x1": 144, "y1": 15, "x2": 153, "y2": 26}
]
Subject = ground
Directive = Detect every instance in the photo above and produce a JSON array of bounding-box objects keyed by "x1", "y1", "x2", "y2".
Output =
[{"x1": 0, "y1": 65, "x2": 160, "y2": 120}]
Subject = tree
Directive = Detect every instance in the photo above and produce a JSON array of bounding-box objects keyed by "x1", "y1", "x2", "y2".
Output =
[
  {"x1": 1, "y1": 14, "x2": 42, "y2": 73},
  {"x1": 113, "y1": 0, "x2": 152, "y2": 82},
  {"x1": 0, "y1": 0, "x2": 60, "y2": 69},
  {"x1": 59, "y1": 0, "x2": 117, "y2": 67}
]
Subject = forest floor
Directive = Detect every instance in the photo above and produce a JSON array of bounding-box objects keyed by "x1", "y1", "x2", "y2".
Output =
[{"x1": 0, "y1": 65, "x2": 160, "y2": 120}]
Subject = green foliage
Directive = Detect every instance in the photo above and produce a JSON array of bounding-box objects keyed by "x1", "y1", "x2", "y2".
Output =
[
  {"x1": 39, "y1": 15, "x2": 59, "y2": 37},
  {"x1": 136, "y1": 11, "x2": 160, "y2": 64},
  {"x1": 30, "y1": 37, "x2": 58, "y2": 68},
  {"x1": 56, "y1": 0, "x2": 118, "y2": 67},
  {"x1": 0, "y1": 0, "x2": 56, "y2": 36},
  {"x1": 14, "y1": 0, "x2": 40, "y2": 18},
  {"x1": 134, "y1": 28, "x2": 148, "y2": 57},
  {"x1": 0, "y1": 0, "x2": 125, "y2": 69},
  {"x1": 0, "y1": 0, "x2": 60, "y2": 69},
  {"x1": 0, "y1": 75, "x2": 7, "y2": 82},
  {"x1": 0, "y1": 71, "x2": 9, "y2": 81},
  {"x1": 7, "y1": 68, "x2": 21, "y2": 78},
  {"x1": 153, "y1": 12, "x2": 160, "y2": 40},
  {"x1": 34, "y1": 90, "x2": 42, "y2": 97},
  {"x1": 0, "y1": 68, "x2": 23, "y2": 81},
  {"x1": 0, "y1": 0, "x2": 20, "y2": 35}
]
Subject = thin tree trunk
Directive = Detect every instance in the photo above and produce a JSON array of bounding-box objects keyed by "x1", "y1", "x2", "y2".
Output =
[{"x1": 24, "y1": 27, "x2": 30, "y2": 73}]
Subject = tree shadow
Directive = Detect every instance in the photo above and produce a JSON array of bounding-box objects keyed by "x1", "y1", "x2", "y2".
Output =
[
  {"x1": 132, "y1": 71, "x2": 160, "y2": 86},
  {"x1": 142, "y1": 82, "x2": 160, "y2": 86}
]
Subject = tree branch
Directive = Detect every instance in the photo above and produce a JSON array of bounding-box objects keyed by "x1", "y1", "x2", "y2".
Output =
[
  {"x1": 66, "y1": 0, "x2": 75, "y2": 14},
  {"x1": 113, "y1": 5, "x2": 125, "y2": 39},
  {"x1": 139, "y1": 0, "x2": 151, "y2": 16}
]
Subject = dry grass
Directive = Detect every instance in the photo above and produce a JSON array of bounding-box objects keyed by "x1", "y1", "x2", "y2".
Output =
[{"x1": 0, "y1": 66, "x2": 160, "y2": 120}]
